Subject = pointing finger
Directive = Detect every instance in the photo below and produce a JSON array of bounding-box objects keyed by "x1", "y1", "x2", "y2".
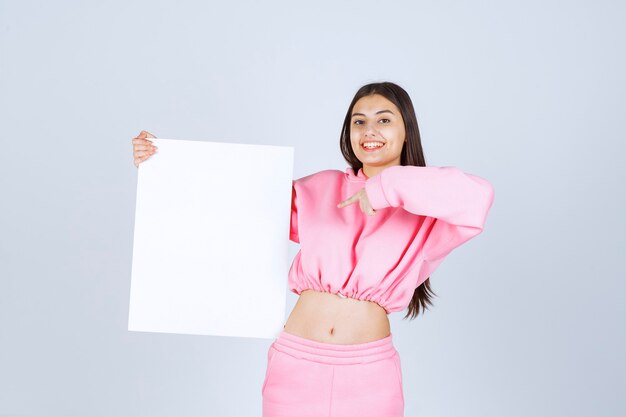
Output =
[{"x1": 337, "y1": 193, "x2": 357, "y2": 208}]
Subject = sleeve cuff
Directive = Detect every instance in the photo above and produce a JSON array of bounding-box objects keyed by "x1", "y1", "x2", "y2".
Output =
[{"x1": 364, "y1": 171, "x2": 391, "y2": 210}]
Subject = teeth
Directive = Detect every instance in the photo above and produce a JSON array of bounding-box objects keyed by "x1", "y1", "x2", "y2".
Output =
[{"x1": 363, "y1": 141, "x2": 384, "y2": 148}]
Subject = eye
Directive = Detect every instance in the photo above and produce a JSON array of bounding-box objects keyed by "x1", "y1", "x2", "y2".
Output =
[
  {"x1": 379, "y1": 118, "x2": 390, "y2": 124},
  {"x1": 353, "y1": 120, "x2": 363, "y2": 125}
]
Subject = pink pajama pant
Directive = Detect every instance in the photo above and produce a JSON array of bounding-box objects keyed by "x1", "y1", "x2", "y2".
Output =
[{"x1": 262, "y1": 330, "x2": 404, "y2": 417}]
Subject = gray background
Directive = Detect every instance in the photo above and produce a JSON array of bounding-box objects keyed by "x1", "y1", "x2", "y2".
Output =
[{"x1": 1, "y1": 0, "x2": 624, "y2": 416}]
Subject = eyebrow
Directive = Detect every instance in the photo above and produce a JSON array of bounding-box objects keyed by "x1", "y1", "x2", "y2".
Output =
[{"x1": 351, "y1": 110, "x2": 395, "y2": 117}]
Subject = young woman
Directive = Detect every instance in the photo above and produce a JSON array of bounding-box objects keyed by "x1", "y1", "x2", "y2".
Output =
[{"x1": 131, "y1": 81, "x2": 495, "y2": 417}]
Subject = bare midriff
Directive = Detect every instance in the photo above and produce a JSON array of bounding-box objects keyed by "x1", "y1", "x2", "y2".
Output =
[{"x1": 282, "y1": 289, "x2": 391, "y2": 345}]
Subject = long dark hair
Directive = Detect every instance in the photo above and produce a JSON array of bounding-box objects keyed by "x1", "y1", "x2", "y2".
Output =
[{"x1": 339, "y1": 81, "x2": 437, "y2": 320}]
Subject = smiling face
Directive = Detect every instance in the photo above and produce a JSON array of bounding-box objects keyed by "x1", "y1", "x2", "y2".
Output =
[{"x1": 349, "y1": 94, "x2": 406, "y2": 178}]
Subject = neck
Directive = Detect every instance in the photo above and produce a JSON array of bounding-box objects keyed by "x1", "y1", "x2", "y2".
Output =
[{"x1": 362, "y1": 162, "x2": 400, "y2": 179}]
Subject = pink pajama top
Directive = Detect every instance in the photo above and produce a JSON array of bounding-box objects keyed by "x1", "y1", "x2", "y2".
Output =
[{"x1": 287, "y1": 165, "x2": 495, "y2": 314}]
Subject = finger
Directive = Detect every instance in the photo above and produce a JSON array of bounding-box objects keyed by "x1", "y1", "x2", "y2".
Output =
[
  {"x1": 134, "y1": 130, "x2": 157, "y2": 140},
  {"x1": 359, "y1": 198, "x2": 367, "y2": 213},
  {"x1": 337, "y1": 194, "x2": 357, "y2": 208},
  {"x1": 134, "y1": 157, "x2": 148, "y2": 166},
  {"x1": 132, "y1": 130, "x2": 157, "y2": 142},
  {"x1": 132, "y1": 137, "x2": 153, "y2": 145},
  {"x1": 355, "y1": 197, "x2": 372, "y2": 216},
  {"x1": 134, "y1": 150, "x2": 154, "y2": 157},
  {"x1": 134, "y1": 144, "x2": 156, "y2": 151},
  {"x1": 132, "y1": 143, "x2": 158, "y2": 156},
  {"x1": 134, "y1": 153, "x2": 151, "y2": 165},
  {"x1": 358, "y1": 189, "x2": 375, "y2": 215},
  {"x1": 136, "y1": 130, "x2": 157, "y2": 139}
]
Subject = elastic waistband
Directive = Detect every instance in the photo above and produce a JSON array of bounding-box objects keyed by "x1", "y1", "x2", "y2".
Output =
[{"x1": 271, "y1": 330, "x2": 397, "y2": 365}]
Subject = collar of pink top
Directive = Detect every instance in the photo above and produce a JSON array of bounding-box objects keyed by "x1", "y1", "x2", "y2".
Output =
[{"x1": 345, "y1": 167, "x2": 369, "y2": 181}]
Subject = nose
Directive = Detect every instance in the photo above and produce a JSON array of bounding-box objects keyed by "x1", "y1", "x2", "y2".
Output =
[{"x1": 364, "y1": 121, "x2": 379, "y2": 137}]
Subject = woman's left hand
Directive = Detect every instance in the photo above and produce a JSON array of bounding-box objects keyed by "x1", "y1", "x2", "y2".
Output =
[{"x1": 337, "y1": 188, "x2": 377, "y2": 216}]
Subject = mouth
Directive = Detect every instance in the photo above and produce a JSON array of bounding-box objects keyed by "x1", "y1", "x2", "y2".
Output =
[{"x1": 360, "y1": 140, "x2": 385, "y2": 151}]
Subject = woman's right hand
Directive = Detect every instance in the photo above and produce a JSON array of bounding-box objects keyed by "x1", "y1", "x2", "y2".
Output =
[{"x1": 132, "y1": 130, "x2": 158, "y2": 168}]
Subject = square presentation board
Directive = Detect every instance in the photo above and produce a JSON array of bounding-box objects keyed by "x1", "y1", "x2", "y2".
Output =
[{"x1": 129, "y1": 138, "x2": 294, "y2": 340}]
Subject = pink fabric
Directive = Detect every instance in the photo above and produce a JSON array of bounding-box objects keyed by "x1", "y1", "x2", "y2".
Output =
[
  {"x1": 288, "y1": 165, "x2": 495, "y2": 313},
  {"x1": 262, "y1": 331, "x2": 404, "y2": 417}
]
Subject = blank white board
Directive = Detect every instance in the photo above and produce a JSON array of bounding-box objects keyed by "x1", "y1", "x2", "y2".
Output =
[{"x1": 128, "y1": 138, "x2": 294, "y2": 340}]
